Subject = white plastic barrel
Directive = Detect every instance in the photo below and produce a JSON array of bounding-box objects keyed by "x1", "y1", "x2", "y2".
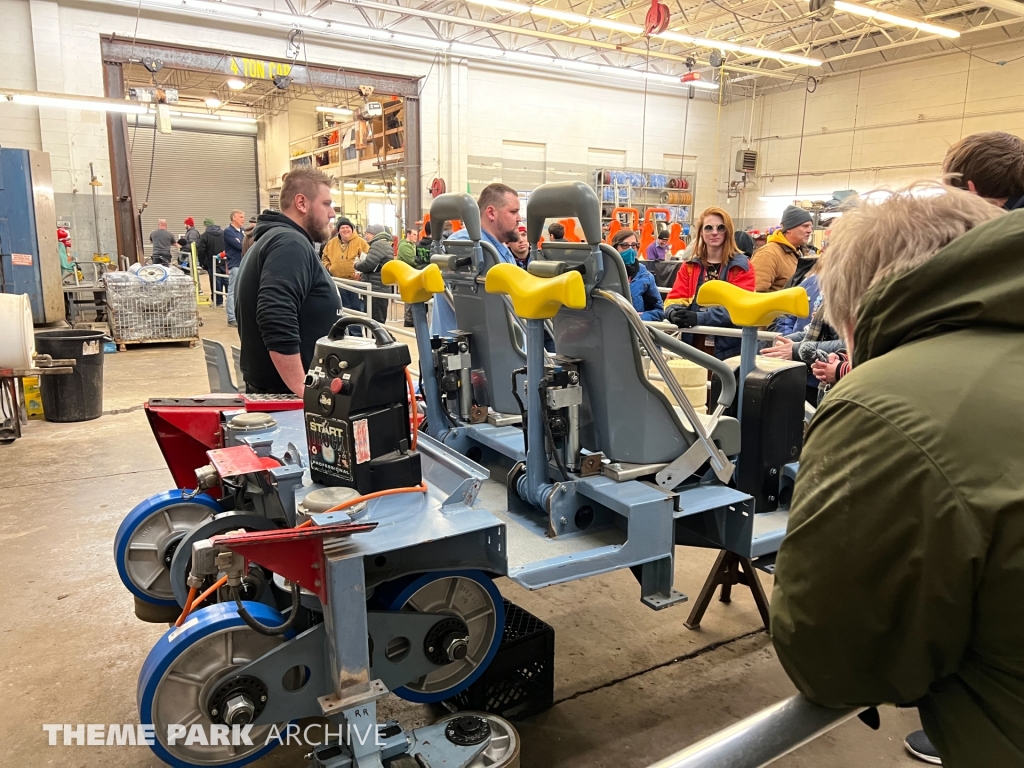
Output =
[{"x1": 0, "y1": 293, "x2": 35, "y2": 370}]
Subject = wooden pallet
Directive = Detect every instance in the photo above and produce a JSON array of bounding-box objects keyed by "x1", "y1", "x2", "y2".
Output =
[{"x1": 113, "y1": 337, "x2": 199, "y2": 352}]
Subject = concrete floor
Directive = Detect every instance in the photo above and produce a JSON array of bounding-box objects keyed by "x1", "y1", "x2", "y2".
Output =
[{"x1": 0, "y1": 303, "x2": 924, "y2": 767}]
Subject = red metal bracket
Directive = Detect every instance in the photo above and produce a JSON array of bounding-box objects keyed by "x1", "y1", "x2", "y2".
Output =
[
  {"x1": 212, "y1": 522, "x2": 378, "y2": 602},
  {"x1": 207, "y1": 445, "x2": 281, "y2": 479}
]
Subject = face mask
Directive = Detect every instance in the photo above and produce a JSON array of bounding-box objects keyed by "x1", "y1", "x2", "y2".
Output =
[{"x1": 620, "y1": 247, "x2": 637, "y2": 265}]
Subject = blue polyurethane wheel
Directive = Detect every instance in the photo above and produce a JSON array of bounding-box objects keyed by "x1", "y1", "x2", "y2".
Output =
[
  {"x1": 137, "y1": 601, "x2": 289, "y2": 768},
  {"x1": 380, "y1": 570, "x2": 505, "y2": 703},
  {"x1": 114, "y1": 490, "x2": 222, "y2": 606}
]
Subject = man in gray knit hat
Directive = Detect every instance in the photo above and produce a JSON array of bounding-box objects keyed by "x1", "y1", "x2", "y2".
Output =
[{"x1": 750, "y1": 204, "x2": 814, "y2": 292}]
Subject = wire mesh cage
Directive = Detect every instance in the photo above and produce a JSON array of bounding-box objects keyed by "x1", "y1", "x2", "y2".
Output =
[{"x1": 104, "y1": 266, "x2": 199, "y2": 344}]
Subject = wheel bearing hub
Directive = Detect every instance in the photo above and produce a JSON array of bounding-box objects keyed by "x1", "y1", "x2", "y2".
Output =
[
  {"x1": 207, "y1": 675, "x2": 268, "y2": 725},
  {"x1": 445, "y1": 715, "x2": 491, "y2": 746}
]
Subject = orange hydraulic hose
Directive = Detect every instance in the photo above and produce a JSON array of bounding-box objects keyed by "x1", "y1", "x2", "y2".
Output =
[
  {"x1": 404, "y1": 366, "x2": 419, "y2": 451},
  {"x1": 324, "y1": 483, "x2": 428, "y2": 513},
  {"x1": 296, "y1": 482, "x2": 429, "y2": 529},
  {"x1": 174, "y1": 576, "x2": 228, "y2": 627},
  {"x1": 191, "y1": 575, "x2": 228, "y2": 611},
  {"x1": 175, "y1": 586, "x2": 198, "y2": 627}
]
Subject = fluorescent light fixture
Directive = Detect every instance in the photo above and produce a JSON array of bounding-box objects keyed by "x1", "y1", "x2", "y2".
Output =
[
  {"x1": 559, "y1": 59, "x2": 601, "y2": 73},
  {"x1": 736, "y1": 46, "x2": 822, "y2": 67},
  {"x1": 461, "y1": 0, "x2": 818, "y2": 65},
  {"x1": 834, "y1": 1, "x2": 960, "y2": 38},
  {"x1": 527, "y1": 5, "x2": 588, "y2": 23},
  {"x1": 467, "y1": 0, "x2": 526, "y2": 12},
  {"x1": 450, "y1": 42, "x2": 502, "y2": 58},
  {"x1": 590, "y1": 18, "x2": 643, "y2": 33},
  {"x1": 9, "y1": 93, "x2": 148, "y2": 114},
  {"x1": 317, "y1": 105, "x2": 355, "y2": 116},
  {"x1": 226, "y1": 78, "x2": 245, "y2": 90},
  {"x1": 601, "y1": 66, "x2": 646, "y2": 80},
  {"x1": 391, "y1": 32, "x2": 450, "y2": 49},
  {"x1": 504, "y1": 50, "x2": 555, "y2": 65},
  {"x1": 219, "y1": 115, "x2": 258, "y2": 123}
]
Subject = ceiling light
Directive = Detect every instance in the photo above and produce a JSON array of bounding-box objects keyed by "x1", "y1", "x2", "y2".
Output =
[
  {"x1": 834, "y1": 1, "x2": 960, "y2": 38},
  {"x1": 8, "y1": 93, "x2": 148, "y2": 114},
  {"x1": 226, "y1": 78, "x2": 245, "y2": 90},
  {"x1": 559, "y1": 59, "x2": 601, "y2": 73},
  {"x1": 391, "y1": 32, "x2": 450, "y2": 49},
  {"x1": 317, "y1": 105, "x2": 355, "y2": 116},
  {"x1": 450, "y1": 42, "x2": 503, "y2": 59},
  {"x1": 589, "y1": 18, "x2": 644, "y2": 33},
  {"x1": 528, "y1": 6, "x2": 590, "y2": 24},
  {"x1": 504, "y1": 50, "x2": 555, "y2": 65},
  {"x1": 219, "y1": 115, "x2": 258, "y2": 123},
  {"x1": 205, "y1": 93, "x2": 222, "y2": 108}
]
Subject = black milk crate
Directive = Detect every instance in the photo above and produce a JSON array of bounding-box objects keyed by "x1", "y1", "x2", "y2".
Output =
[{"x1": 441, "y1": 599, "x2": 554, "y2": 721}]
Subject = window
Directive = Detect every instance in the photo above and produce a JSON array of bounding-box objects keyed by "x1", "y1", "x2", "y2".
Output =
[{"x1": 367, "y1": 202, "x2": 397, "y2": 233}]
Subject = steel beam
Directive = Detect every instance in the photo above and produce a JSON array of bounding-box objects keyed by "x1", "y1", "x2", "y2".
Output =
[
  {"x1": 102, "y1": 61, "x2": 145, "y2": 264},
  {"x1": 100, "y1": 38, "x2": 420, "y2": 97}
]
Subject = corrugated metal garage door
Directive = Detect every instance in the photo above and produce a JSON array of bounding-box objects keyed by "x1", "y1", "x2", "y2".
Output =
[{"x1": 130, "y1": 125, "x2": 258, "y2": 260}]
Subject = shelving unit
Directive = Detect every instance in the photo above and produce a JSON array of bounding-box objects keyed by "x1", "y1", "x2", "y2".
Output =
[
  {"x1": 593, "y1": 168, "x2": 697, "y2": 231},
  {"x1": 288, "y1": 100, "x2": 405, "y2": 178}
]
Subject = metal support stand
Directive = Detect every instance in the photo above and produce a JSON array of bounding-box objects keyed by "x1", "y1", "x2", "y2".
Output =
[
  {"x1": 410, "y1": 302, "x2": 447, "y2": 439},
  {"x1": 684, "y1": 550, "x2": 770, "y2": 631},
  {"x1": 516, "y1": 319, "x2": 554, "y2": 510},
  {"x1": 737, "y1": 325, "x2": 760, "y2": 424},
  {"x1": 638, "y1": 556, "x2": 688, "y2": 611}
]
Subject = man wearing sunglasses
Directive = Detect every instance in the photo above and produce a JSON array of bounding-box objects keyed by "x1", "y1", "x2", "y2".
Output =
[{"x1": 750, "y1": 204, "x2": 814, "y2": 292}]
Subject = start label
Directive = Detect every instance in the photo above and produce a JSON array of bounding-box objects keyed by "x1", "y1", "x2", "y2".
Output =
[{"x1": 305, "y1": 413, "x2": 353, "y2": 481}]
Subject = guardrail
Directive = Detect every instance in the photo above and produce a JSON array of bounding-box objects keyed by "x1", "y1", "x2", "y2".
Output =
[
  {"x1": 645, "y1": 321, "x2": 778, "y2": 342},
  {"x1": 332, "y1": 276, "x2": 416, "y2": 340},
  {"x1": 645, "y1": 695, "x2": 864, "y2": 768}
]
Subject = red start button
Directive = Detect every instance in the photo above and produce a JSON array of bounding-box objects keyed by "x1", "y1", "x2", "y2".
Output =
[{"x1": 330, "y1": 377, "x2": 343, "y2": 393}]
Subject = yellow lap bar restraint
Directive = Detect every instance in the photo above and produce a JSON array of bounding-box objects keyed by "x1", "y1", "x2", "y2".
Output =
[
  {"x1": 484, "y1": 263, "x2": 587, "y2": 320},
  {"x1": 381, "y1": 261, "x2": 446, "y2": 305},
  {"x1": 696, "y1": 281, "x2": 810, "y2": 327}
]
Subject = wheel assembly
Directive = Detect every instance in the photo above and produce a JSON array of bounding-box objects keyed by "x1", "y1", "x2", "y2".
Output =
[
  {"x1": 168, "y1": 512, "x2": 280, "y2": 608},
  {"x1": 114, "y1": 490, "x2": 222, "y2": 605},
  {"x1": 379, "y1": 570, "x2": 505, "y2": 703},
  {"x1": 137, "y1": 601, "x2": 289, "y2": 767},
  {"x1": 439, "y1": 712, "x2": 520, "y2": 768}
]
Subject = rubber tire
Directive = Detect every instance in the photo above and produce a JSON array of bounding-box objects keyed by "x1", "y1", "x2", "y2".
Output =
[
  {"x1": 137, "y1": 601, "x2": 289, "y2": 768},
  {"x1": 377, "y1": 570, "x2": 505, "y2": 704},
  {"x1": 114, "y1": 490, "x2": 222, "y2": 606}
]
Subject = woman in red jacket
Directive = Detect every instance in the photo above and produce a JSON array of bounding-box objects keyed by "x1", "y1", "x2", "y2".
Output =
[{"x1": 664, "y1": 206, "x2": 756, "y2": 359}]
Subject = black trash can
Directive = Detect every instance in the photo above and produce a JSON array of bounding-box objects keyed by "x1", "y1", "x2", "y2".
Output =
[{"x1": 34, "y1": 329, "x2": 107, "y2": 422}]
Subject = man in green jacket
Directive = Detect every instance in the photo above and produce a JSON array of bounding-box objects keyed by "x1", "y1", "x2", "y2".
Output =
[{"x1": 770, "y1": 184, "x2": 1024, "y2": 768}]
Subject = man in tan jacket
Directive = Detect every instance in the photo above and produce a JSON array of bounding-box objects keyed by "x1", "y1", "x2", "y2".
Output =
[
  {"x1": 750, "y1": 205, "x2": 813, "y2": 291},
  {"x1": 321, "y1": 217, "x2": 368, "y2": 330},
  {"x1": 321, "y1": 216, "x2": 368, "y2": 279}
]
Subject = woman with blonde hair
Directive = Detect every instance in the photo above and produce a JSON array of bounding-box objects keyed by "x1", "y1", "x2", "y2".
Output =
[{"x1": 664, "y1": 206, "x2": 756, "y2": 359}]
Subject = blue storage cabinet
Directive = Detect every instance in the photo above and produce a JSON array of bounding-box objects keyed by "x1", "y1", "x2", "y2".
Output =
[{"x1": 0, "y1": 147, "x2": 64, "y2": 323}]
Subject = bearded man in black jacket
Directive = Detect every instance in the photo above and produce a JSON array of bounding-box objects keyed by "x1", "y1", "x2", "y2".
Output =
[{"x1": 235, "y1": 168, "x2": 342, "y2": 395}]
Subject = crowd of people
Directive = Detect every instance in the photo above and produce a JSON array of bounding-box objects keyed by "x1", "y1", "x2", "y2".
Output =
[{"x1": 224, "y1": 131, "x2": 1022, "y2": 767}]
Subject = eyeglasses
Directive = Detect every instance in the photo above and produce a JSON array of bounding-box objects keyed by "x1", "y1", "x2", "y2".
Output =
[
  {"x1": 616, "y1": 241, "x2": 639, "y2": 249},
  {"x1": 702, "y1": 224, "x2": 727, "y2": 234}
]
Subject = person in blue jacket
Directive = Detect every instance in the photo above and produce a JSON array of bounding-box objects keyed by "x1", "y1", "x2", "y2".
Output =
[
  {"x1": 224, "y1": 209, "x2": 245, "y2": 327},
  {"x1": 611, "y1": 229, "x2": 664, "y2": 321}
]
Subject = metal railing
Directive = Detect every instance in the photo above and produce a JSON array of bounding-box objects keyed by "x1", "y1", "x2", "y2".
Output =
[
  {"x1": 645, "y1": 695, "x2": 864, "y2": 768},
  {"x1": 332, "y1": 277, "x2": 416, "y2": 340},
  {"x1": 645, "y1": 320, "x2": 778, "y2": 342}
]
